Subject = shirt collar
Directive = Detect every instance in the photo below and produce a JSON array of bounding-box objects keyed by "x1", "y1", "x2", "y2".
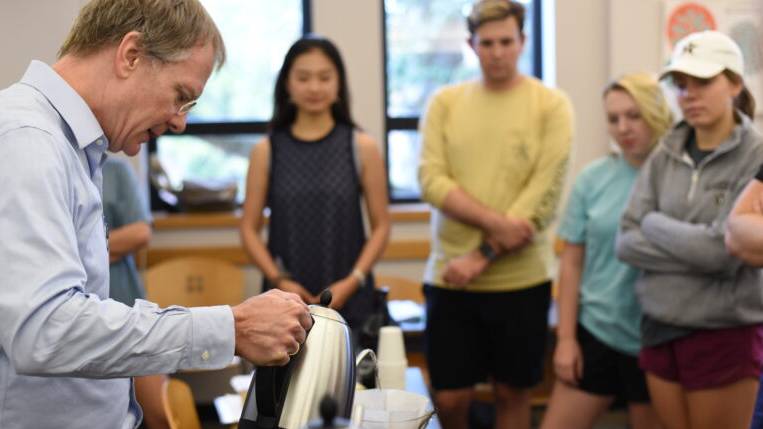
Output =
[
  {"x1": 662, "y1": 110, "x2": 750, "y2": 155},
  {"x1": 20, "y1": 60, "x2": 106, "y2": 150}
]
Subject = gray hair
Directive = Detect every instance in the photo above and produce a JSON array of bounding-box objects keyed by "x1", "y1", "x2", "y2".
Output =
[{"x1": 59, "y1": 0, "x2": 225, "y2": 69}]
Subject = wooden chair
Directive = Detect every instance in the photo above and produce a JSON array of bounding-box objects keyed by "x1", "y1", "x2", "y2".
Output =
[
  {"x1": 144, "y1": 256, "x2": 244, "y2": 308},
  {"x1": 375, "y1": 274, "x2": 424, "y2": 303},
  {"x1": 162, "y1": 378, "x2": 202, "y2": 429},
  {"x1": 144, "y1": 256, "x2": 245, "y2": 404}
]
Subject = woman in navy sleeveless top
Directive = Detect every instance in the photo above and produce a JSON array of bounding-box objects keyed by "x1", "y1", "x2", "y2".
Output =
[{"x1": 240, "y1": 35, "x2": 390, "y2": 332}]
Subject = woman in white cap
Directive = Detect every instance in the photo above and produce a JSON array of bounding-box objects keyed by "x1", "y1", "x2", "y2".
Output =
[
  {"x1": 616, "y1": 30, "x2": 763, "y2": 429},
  {"x1": 541, "y1": 73, "x2": 671, "y2": 429}
]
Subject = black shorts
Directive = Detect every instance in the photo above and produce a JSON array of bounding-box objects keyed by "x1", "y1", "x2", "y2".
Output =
[
  {"x1": 576, "y1": 324, "x2": 650, "y2": 403},
  {"x1": 424, "y1": 282, "x2": 551, "y2": 390}
]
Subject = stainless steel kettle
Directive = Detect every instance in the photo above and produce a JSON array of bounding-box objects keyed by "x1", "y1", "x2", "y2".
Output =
[{"x1": 239, "y1": 291, "x2": 362, "y2": 429}]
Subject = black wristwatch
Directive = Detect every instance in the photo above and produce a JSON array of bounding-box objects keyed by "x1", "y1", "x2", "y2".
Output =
[{"x1": 478, "y1": 242, "x2": 498, "y2": 262}]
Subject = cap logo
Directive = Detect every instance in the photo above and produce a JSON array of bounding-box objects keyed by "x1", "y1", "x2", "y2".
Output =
[{"x1": 683, "y1": 42, "x2": 697, "y2": 55}]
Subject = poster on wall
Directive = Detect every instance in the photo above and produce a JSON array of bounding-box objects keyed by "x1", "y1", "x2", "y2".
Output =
[{"x1": 663, "y1": 0, "x2": 763, "y2": 118}]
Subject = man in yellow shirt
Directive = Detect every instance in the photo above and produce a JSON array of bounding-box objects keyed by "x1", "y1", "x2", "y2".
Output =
[{"x1": 418, "y1": 1, "x2": 573, "y2": 428}]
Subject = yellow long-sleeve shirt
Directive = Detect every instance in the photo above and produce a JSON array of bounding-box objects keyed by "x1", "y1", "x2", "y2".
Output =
[{"x1": 419, "y1": 77, "x2": 574, "y2": 292}]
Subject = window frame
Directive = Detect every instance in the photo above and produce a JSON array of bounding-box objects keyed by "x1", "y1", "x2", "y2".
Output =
[
  {"x1": 147, "y1": 0, "x2": 312, "y2": 210},
  {"x1": 381, "y1": 0, "x2": 544, "y2": 203}
]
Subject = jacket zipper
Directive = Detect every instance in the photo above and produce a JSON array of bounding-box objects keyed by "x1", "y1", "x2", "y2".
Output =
[
  {"x1": 681, "y1": 152, "x2": 700, "y2": 202},
  {"x1": 687, "y1": 170, "x2": 699, "y2": 201}
]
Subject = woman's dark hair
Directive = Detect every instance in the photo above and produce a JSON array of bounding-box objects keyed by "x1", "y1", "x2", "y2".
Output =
[
  {"x1": 269, "y1": 34, "x2": 355, "y2": 131},
  {"x1": 724, "y1": 70, "x2": 756, "y2": 118}
]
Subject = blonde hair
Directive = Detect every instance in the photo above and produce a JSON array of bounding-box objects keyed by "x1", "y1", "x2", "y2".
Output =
[
  {"x1": 604, "y1": 73, "x2": 673, "y2": 144},
  {"x1": 59, "y1": 0, "x2": 225, "y2": 69},
  {"x1": 467, "y1": 0, "x2": 525, "y2": 36}
]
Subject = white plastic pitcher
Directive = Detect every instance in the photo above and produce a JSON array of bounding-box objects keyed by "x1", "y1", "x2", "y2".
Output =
[{"x1": 351, "y1": 389, "x2": 435, "y2": 429}]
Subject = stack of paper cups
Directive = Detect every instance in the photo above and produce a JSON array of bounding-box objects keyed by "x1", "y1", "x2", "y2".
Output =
[{"x1": 376, "y1": 326, "x2": 407, "y2": 390}]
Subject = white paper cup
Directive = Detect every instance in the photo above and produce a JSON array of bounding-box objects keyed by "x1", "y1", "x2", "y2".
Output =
[
  {"x1": 377, "y1": 361, "x2": 407, "y2": 390},
  {"x1": 377, "y1": 326, "x2": 406, "y2": 363}
]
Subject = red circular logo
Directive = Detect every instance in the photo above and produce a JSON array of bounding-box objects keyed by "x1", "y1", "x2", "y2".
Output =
[{"x1": 666, "y1": 3, "x2": 717, "y2": 47}]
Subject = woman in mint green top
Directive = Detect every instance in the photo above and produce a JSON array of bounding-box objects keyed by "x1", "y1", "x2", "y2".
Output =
[
  {"x1": 559, "y1": 154, "x2": 642, "y2": 353},
  {"x1": 541, "y1": 73, "x2": 673, "y2": 429}
]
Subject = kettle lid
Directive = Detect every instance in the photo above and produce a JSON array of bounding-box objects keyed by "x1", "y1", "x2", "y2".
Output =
[{"x1": 308, "y1": 290, "x2": 347, "y2": 325}]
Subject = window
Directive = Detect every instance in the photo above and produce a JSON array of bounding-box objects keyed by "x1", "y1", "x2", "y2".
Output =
[
  {"x1": 383, "y1": 0, "x2": 543, "y2": 201},
  {"x1": 149, "y1": 0, "x2": 309, "y2": 208}
]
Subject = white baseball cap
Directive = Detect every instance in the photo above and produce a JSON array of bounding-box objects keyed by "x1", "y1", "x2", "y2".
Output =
[{"x1": 661, "y1": 31, "x2": 744, "y2": 80}]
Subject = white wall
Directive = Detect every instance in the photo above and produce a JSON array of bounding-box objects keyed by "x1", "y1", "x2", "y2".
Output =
[
  {"x1": 609, "y1": 0, "x2": 664, "y2": 79},
  {"x1": 312, "y1": 0, "x2": 385, "y2": 146},
  {"x1": 0, "y1": 0, "x2": 85, "y2": 87},
  {"x1": 0, "y1": 0, "x2": 147, "y2": 194},
  {"x1": 555, "y1": 0, "x2": 610, "y2": 179}
]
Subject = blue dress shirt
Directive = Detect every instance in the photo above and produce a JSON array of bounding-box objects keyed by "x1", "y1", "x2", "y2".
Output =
[{"x1": 0, "y1": 61, "x2": 235, "y2": 429}]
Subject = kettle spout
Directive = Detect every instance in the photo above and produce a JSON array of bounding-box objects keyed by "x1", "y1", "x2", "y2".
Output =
[
  {"x1": 355, "y1": 349, "x2": 377, "y2": 367},
  {"x1": 355, "y1": 349, "x2": 379, "y2": 389}
]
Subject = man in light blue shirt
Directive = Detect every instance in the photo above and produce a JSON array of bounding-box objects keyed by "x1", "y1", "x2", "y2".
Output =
[{"x1": 0, "y1": 1, "x2": 312, "y2": 428}]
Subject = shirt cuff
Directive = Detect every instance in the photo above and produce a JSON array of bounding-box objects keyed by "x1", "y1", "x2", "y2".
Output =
[
  {"x1": 182, "y1": 305, "x2": 236, "y2": 370},
  {"x1": 557, "y1": 229, "x2": 584, "y2": 244}
]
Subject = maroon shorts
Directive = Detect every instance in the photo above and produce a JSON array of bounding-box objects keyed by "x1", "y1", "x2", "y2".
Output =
[{"x1": 639, "y1": 324, "x2": 763, "y2": 390}]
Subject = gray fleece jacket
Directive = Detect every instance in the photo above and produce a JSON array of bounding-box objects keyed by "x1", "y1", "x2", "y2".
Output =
[{"x1": 616, "y1": 114, "x2": 763, "y2": 328}]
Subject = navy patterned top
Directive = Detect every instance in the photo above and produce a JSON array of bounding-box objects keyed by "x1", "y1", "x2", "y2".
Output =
[{"x1": 265, "y1": 123, "x2": 374, "y2": 329}]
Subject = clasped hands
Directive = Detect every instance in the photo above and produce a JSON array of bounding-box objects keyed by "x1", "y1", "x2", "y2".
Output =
[{"x1": 443, "y1": 214, "x2": 535, "y2": 288}]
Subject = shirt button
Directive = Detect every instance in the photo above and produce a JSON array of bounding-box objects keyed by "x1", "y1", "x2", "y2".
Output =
[{"x1": 201, "y1": 350, "x2": 210, "y2": 361}]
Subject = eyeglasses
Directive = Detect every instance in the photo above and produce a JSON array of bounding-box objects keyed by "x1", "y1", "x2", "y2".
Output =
[{"x1": 177, "y1": 99, "x2": 198, "y2": 115}]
